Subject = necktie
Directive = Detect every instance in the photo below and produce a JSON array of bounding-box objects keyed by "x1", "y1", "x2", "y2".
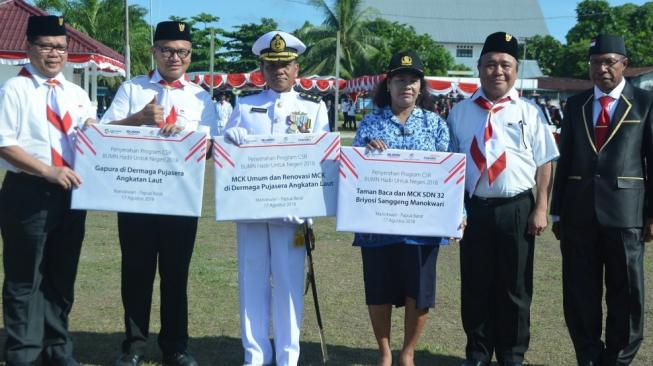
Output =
[
  {"x1": 158, "y1": 79, "x2": 183, "y2": 127},
  {"x1": 467, "y1": 96, "x2": 511, "y2": 194},
  {"x1": 595, "y1": 95, "x2": 614, "y2": 150},
  {"x1": 45, "y1": 79, "x2": 74, "y2": 167}
]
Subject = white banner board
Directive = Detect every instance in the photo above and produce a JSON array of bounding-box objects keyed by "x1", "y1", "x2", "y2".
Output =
[
  {"x1": 213, "y1": 132, "x2": 340, "y2": 220},
  {"x1": 71, "y1": 124, "x2": 208, "y2": 217},
  {"x1": 336, "y1": 147, "x2": 466, "y2": 238}
]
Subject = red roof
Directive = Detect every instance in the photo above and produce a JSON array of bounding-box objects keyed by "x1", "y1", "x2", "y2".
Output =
[
  {"x1": 535, "y1": 76, "x2": 593, "y2": 92},
  {"x1": 0, "y1": 0, "x2": 124, "y2": 73},
  {"x1": 624, "y1": 66, "x2": 653, "y2": 78},
  {"x1": 535, "y1": 67, "x2": 653, "y2": 92}
]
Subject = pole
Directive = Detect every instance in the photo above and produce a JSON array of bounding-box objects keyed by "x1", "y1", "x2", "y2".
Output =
[
  {"x1": 124, "y1": 0, "x2": 131, "y2": 80},
  {"x1": 149, "y1": 0, "x2": 153, "y2": 70},
  {"x1": 303, "y1": 222, "x2": 328, "y2": 363},
  {"x1": 333, "y1": 30, "x2": 341, "y2": 132},
  {"x1": 519, "y1": 36, "x2": 527, "y2": 95},
  {"x1": 210, "y1": 29, "x2": 215, "y2": 93}
]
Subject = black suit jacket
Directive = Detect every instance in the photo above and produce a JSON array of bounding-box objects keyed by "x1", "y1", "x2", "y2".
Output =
[{"x1": 550, "y1": 82, "x2": 653, "y2": 228}]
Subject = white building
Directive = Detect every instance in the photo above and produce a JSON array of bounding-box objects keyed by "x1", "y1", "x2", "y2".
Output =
[{"x1": 361, "y1": 0, "x2": 550, "y2": 76}]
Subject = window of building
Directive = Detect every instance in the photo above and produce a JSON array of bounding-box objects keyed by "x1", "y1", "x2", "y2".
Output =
[{"x1": 456, "y1": 45, "x2": 473, "y2": 58}]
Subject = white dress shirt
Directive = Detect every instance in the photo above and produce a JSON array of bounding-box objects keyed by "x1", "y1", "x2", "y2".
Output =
[
  {"x1": 447, "y1": 87, "x2": 560, "y2": 198},
  {"x1": 0, "y1": 64, "x2": 95, "y2": 172},
  {"x1": 100, "y1": 69, "x2": 218, "y2": 136},
  {"x1": 592, "y1": 78, "x2": 626, "y2": 125}
]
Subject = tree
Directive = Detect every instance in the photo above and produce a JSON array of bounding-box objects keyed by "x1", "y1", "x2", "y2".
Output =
[
  {"x1": 559, "y1": 0, "x2": 653, "y2": 78},
  {"x1": 167, "y1": 13, "x2": 225, "y2": 73},
  {"x1": 362, "y1": 18, "x2": 458, "y2": 76},
  {"x1": 566, "y1": 0, "x2": 614, "y2": 44},
  {"x1": 298, "y1": 0, "x2": 380, "y2": 78},
  {"x1": 556, "y1": 41, "x2": 591, "y2": 79},
  {"x1": 219, "y1": 18, "x2": 278, "y2": 73},
  {"x1": 520, "y1": 35, "x2": 563, "y2": 76},
  {"x1": 614, "y1": 2, "x2": 653, "y2": 68}
]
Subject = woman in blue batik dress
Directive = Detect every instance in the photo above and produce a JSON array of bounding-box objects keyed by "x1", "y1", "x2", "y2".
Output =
[{"x1": 352, "y1": 50, "x2": 465, "y2": 366}]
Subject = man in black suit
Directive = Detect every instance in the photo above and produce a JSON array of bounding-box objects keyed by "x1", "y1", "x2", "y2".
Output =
[{"x1": 551, "y1": 34, "x2": 653, "y2": 366}]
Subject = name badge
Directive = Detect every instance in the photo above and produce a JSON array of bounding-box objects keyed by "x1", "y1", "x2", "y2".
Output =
[{"x1": 250, "y1": 107, "x2": 267, "y2": 113}]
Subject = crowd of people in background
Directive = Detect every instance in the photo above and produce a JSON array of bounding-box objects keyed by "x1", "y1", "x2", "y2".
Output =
[
  {"x1": 532, "y1": 94, "x2": 565, "y2": 127},
  {"x1": 204, "y1": 86, "x2": 569, "y2": 134},
  {"x1": 430, "y1": 92, "x2": 465, "y2": 119}
]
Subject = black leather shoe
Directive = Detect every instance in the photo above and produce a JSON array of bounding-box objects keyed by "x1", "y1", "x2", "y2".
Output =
[
  {"x1": 114, "y1": 354, "x2": 144, "y2": 366},
  {"x1": 162, "y1": 352, "x2": 197, "y2": 366},
  {"x1": 461, "y1": 361, "x2": 490, "y2": 366},
  {"x1": 501, "y1": 363, "x2": 523, "y2": 366}
]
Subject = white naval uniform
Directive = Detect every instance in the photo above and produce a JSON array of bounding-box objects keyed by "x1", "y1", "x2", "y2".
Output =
[
  {"x1": 225, "y1": 88, "x2": 329, "y2": 366},
  {"x1": 447, "y1": 87, "x2": 559, "y2": 198},
  {"x1": 0, "y1": 64, "x2": 95, "y2": 171},
  {"x1": 216, "y1": 100, "x2": 233, "y2": 135},
  {"x1": 100, "y1": 69, "x2": 218, "y2": 136}
]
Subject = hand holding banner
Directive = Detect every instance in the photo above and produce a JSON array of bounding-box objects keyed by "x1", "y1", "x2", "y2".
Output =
[
  {"x1": 71, "y1": 124, "x2": 208, "y2": 217},
  {"x1": 213, "y1": 132, "x2": 340, "y2": 221},
  {"x1": 336, "y1": 147, "x2": 466, "y2": 238}
]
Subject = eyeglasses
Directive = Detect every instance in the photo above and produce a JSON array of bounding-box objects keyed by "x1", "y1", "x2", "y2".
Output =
[
  {"x1": 156, "y1": 47, "x2": 191, "y2": 59},
  {"x1": 588, "y1": 57, "x2": 625, "y2": 68},
  {"x1": 31, "y1": 42, "x2": 68, "y2": 54}
]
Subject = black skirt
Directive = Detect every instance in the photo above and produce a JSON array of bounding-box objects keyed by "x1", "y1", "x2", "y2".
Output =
[{"x1": 361, "y1": 243, "x2": 439, "y2": 310}]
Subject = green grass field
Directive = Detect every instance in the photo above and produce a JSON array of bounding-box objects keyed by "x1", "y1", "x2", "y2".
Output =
[{"x1": 0, "y1": 137, "x2": 652, "y2": 365}]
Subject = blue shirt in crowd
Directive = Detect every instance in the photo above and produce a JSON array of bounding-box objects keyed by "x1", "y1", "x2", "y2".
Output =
[{"x1": 352, "y1": 106, "x2": 451, "y2": 247}]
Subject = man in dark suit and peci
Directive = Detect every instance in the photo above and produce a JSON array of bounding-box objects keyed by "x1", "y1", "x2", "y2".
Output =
[{"x1": 550, "y1": 34, "x2": 653, "y2": 366}]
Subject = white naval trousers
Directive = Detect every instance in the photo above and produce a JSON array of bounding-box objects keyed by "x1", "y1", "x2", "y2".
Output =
[{"x1": 237, "y1": 222, "x2": 306, "y2": 366}]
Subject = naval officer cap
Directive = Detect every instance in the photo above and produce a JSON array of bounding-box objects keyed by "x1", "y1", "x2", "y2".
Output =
[
  {"x1": 252, "y1": 30, "x2": 306, "y2": 62},
  {"x1": 481, "y1": 31, "x2": 519, "y2": 60},
  {"x1": 154, "y1": 21, "x2": 192, "y2": 42},
  {"x1": 27, "y1": 15, "x2": 67, "y2": 37},
  {"x1": 589, "y1": 34, "x2": 627, "y2": 57}
]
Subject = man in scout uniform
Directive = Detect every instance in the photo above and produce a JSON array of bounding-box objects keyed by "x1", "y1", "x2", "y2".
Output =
[
  {"x1": 0, "y1": 15, "x2": 96, "y2": 366},
  {"x1": 447, "y1": 32, "x2": 559, "y2": 366},
  {"x1": 223, "y1": 30, "x2": 329, "y2": 366},
  {"x1": 551, "y1": 34, "x2": 653, "y2": 366},
  {"x1": 100, "y1": 21, "x2": 217, "y2": 366}
]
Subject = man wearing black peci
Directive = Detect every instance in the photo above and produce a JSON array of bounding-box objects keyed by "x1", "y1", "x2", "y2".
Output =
[
  {"x1": 447, "y1": 32, "x2": 559, "y2": 366},
  {"x1": 0, "y1": 15, "x2": 96, "y2": 366},
  {"x1": 100, "y1": 21, "x2": 217, "y2": 366}
]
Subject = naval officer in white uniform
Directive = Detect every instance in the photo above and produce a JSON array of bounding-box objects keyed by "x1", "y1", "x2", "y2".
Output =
[{"x1": 223, "y1": 30, "x2": 329, "y2": 366}]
